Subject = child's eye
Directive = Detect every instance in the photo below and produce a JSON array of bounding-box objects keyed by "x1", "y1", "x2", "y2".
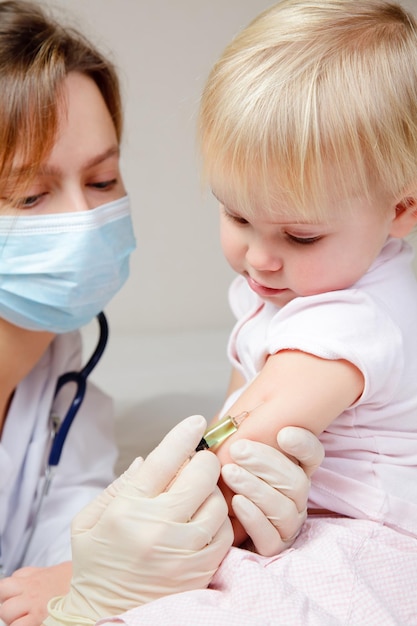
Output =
[
  {"x1": 222, "y1": 207, "x2": 249, "y2": 225},
  {"x1": 286, "y1": 233, "x2": 322, "y2": 245},
  {"x1": 231, "y1": 214, "x2": 249, "y2": 225}
]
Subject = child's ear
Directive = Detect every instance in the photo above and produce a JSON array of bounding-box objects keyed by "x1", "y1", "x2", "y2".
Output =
[{"x1": 390, "y1": 194, "x2": 417, "y2": 238}]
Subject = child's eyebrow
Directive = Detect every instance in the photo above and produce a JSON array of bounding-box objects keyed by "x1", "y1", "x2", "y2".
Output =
[
  {"x1": 211, "y1": 189, "x2": 326, "y2": 227},
  {"x1": 211, "y1": 189, "x2": 223, "y2": 203},
  {"x1": 211, "y1": 190, "x2": 237, "y2": 213}
]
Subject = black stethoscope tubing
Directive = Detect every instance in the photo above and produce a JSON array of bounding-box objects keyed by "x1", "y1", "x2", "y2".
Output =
[
  {"x1": 13, "y1": 312, "x2": 109, "y2": 571},
  {"x1": 48, "y1": 311, "x2": 109, "y2": 467}
]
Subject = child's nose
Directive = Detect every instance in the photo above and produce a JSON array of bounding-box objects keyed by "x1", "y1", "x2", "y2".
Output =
[{"x1": 246, "y1": 239, "x2": 283, "y2": 272}]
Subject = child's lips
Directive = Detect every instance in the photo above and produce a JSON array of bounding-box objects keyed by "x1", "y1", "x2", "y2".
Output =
[{"x1": 246, "y1": 275, "x2": 287, "y2": 297}]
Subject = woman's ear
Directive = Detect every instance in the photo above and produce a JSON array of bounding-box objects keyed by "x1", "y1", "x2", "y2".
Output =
[{"x1": 390, "y1": 194, "x2": 417, "y2": 238}]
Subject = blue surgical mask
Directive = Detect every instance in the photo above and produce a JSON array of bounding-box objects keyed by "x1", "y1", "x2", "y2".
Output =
[{"x1": 0, "y1": 195, "x2": 136, "y2": 333}]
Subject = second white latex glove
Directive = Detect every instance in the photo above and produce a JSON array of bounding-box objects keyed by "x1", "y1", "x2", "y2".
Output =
[
  {"x1": 221, "y1": 426, "x2": 324, "y2": 556},
  {"x1": 46, "y1": 415, "x2": 233, "y2": 625}
]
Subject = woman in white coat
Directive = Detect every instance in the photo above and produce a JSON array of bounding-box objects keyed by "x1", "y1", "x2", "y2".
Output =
[
  {"x1": 0, "y1": 331, "x2": 116, "y2": 573},
  {"x1": 0, "y1": 0, "x2": 135, "y2": 621}
]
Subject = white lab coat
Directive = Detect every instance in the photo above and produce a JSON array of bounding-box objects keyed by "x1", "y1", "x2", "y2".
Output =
[{"x1": 0, "y1": 331, "x2": 117, "y2": 575}]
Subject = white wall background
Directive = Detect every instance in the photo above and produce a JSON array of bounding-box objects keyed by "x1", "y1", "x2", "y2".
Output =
[
  {"x1": 39, "y1": 0, "x2": 417, "y2": 337},
  {"x1": 39, "y1": 0, "x2": 275, "y2": 335}
]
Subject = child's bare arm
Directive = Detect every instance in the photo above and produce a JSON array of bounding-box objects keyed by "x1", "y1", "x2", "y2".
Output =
[
  {"x1": 218, "y1": 349, "x2": 363, "y2": 447},
  {"x1": 214, "y1": 349, "x2": 364, "y2": 545}
]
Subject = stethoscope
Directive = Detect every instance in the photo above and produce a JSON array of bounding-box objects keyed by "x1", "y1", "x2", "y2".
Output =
[{"x1": 16, "y1": 312, "x2": 109, "y2": 570}]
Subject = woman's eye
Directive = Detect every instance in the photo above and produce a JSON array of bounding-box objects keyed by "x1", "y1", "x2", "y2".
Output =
[
  {"x1": 16, "y1": 193, "x2": 46, "y2": 209},
  {"x1": 89, "y1": 178, "x2": 117, "y2": 190},
  {"x1": 287, "y1": 234, "x2": 322, "y2": 245}
]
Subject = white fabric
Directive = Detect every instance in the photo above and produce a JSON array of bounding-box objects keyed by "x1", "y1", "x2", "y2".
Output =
[
  {"x1": 223, "y1": 237, "x2": 417, "y2": 537},
  {"x1": 97, "y1": 517, "x2": 417, "y2": 626},
  {"x1": 0, "y1": 331, "x2": 117, "y2": 574}
]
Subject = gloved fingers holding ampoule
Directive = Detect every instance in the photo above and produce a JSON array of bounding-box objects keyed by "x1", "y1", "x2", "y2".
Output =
[
  {"x1": 46, "y1": 415, "x2": 233, "y2": 626},
  {"x1": 221, "y1": 427, "x2": 324, "y2": 557}
]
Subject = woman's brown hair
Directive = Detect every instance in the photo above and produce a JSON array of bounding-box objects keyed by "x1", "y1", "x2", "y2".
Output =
[{"x1": 0, "y1": 0, "x2": 122, "y2": 196}]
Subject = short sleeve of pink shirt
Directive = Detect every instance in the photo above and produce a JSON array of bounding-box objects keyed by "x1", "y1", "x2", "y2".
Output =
[{"x1": 228, "y1": 275, "x2": 404, "y2": 410}]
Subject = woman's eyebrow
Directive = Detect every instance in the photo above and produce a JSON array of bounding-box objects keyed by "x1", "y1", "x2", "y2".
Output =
[
  {"x1": 41, "y1": 146, "x2": 121, "y2": 176},
  {"x1": 9, "y1": 146, "x2": 121, "y2": 180},
  {"x1": 81, "y1": 145, "x2": 120, "y2": 170}
]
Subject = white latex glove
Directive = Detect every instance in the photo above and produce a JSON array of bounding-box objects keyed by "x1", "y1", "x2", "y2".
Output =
[
  {"x1": 45, "y1": 415, "x2": 233, "y2": 626},
  {"x1": 221, "y1": 426, "x2": 324, "y2": 557}
]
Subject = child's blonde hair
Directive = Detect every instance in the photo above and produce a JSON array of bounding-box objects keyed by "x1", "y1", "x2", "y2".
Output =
[{"x1": 199, "y1": 0, "x2": 417, "y2": 220}]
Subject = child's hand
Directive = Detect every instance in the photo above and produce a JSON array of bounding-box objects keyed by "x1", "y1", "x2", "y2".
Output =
[{"x1": 0, "y1": 562, "x2": 72, "y2": 626}]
